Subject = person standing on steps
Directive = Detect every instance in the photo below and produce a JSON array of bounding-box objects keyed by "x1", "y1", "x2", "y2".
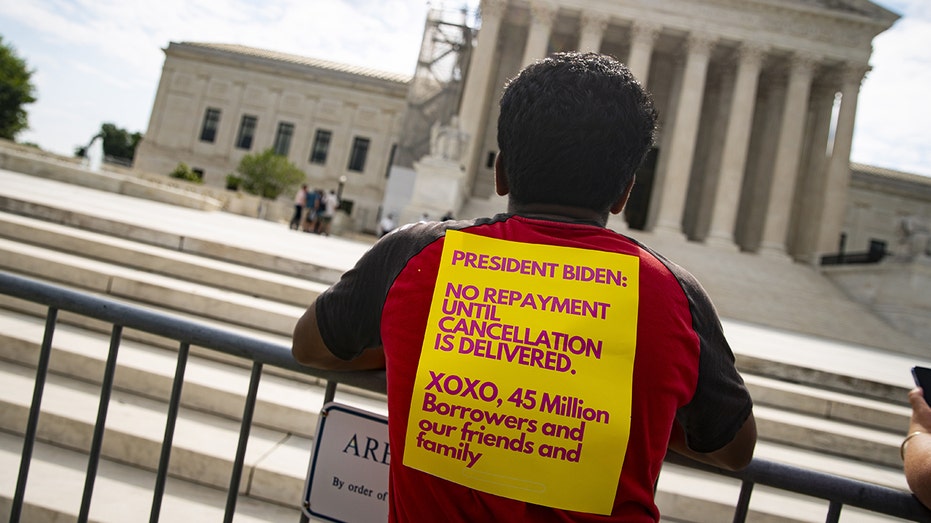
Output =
[
  {"x1": 289, "y1": 184, "x2": 307, "y2": 230},
  {"x1": 317, "y1": 189, "x2": 339, "y2": 236},
  {"x1": 304, "y1": 188, "x2": 321, "y2": 233}
]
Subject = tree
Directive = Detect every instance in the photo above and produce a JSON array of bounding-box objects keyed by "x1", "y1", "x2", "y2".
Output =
[
  {"x1": 75, "y1": 123, "x2": 143, "y2": 164},
  {"x1": 100, "y1": 123, "x2": 142, "y2": 163},
  {"x1": 0, "y1": 36, "x2": 37, "y2": 140},
  {"x1": 237, "y1": 148, "x2": 305, "y2": 200}
]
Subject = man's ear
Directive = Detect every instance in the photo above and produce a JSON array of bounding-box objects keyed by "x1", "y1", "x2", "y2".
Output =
[
  {"x1": 610, "y1": 176, "x2": 636, "y2": 215},
  {"x1": 494, "y1": 153, "x2": 509, "y2": 196}
]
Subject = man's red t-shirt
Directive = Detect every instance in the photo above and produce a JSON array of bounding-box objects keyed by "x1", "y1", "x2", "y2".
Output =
[{"x1": 315, "y1": 214, "x2": 752, "y2": 522}]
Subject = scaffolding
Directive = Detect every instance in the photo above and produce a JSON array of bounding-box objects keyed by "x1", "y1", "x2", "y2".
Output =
[{"x1": 393, "y1": 3, "x2": 477, "y2": 169}]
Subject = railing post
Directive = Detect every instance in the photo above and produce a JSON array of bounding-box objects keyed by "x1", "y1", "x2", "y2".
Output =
[
  {"x1": 732, "y1": 480, "x2": 755, "y2": 523},
  {"x1": 9, "y1": 306, "x2": 58, "y2": 523},
  {"x1": 149, "y1": 342, "x2": 191, "y2": 523},
  {"x1": 224, "y1": 362, "x2": 263, "y2": 523},
  {"x1": 78, "y1": 324, "x2": 124, "y2": 523},
  {"x1": 324, "y1": 380, "x2": 337, "y2": 403}
]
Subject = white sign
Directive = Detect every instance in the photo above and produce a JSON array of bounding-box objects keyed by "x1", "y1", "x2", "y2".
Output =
[{"x1": 302, "y1": 402, "x2": 390, "y2": 522}]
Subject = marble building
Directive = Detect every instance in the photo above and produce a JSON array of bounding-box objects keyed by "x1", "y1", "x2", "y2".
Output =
[
  {"x1": 132, "y1": 1, "x2": 927, "y2": 265},
  {"x1": 452, "y1": 0, "x2": 899, "y2": 264},
  {"x1": 133, "y1": 42, "x2": 410, "y2": 232}
]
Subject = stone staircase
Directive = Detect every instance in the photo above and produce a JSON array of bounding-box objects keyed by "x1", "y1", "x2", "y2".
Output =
[{"x1": 0, "y1": 184, "x2": 925, "y2": 522}]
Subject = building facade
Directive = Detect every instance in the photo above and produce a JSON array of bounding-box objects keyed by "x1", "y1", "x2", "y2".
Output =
[
  {"x1": 844, "y1": 163, "x2": 931, "y2": 258},
  {"x1": 134, "y1": 42, "x2": 409, "y2": 231},
  {"x1": 454, "y1": 0, "x2": 899, "y2": 263},
  {"x1": 133, "y1": 2, "x2": 928, "y2": 264}
]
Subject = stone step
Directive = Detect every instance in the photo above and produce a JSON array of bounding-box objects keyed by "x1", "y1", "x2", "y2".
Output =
[
  {"x1": 3, "y1": 167, "x2": 925, "y2": 357},
  {"x1": 0, "y1": 431, "x2": 300, "y2": 523},
  {"x1": 0, "y1": 357, "x2": 908, "y2": 522},
  {"x1": 753, "y1": 405, "x2": 903, "y2": 468},
  {"x1": 0, "y1": 281, "x2": 293, "y2": 360},
  {"x1": 0, "y1": 258, "x2": 910, "y2": 470},
  {"x1": 724, "y1": 320, "x2": 920, "y2": 406},
  {"x1": 0, "y1": 196, "x2": 364, "y2": 283},
  {"x1": 0, "y1": 306, "x2": 908, "y2": 476},
  {"x1": 743, "y1": 374, "x2": 910, "y2": 433},
  {"x1": 0, "y1": 360, "x2": 305, "y2": 496},
  {"x1": 0, "y1": 307, "x2": 386, "y2": 437},
  {"x1": 0, "y1": 239, "x2": 916, "y2": 421},
  {"x1": 0, "y1": 237, "x2": 306, "y2": 337},
  {"x1": 0, "y1": 211, "x2": 330, "y2": 305},
  {"x1": 656, "y1": 459, "x2": 905, "y2": 523}
]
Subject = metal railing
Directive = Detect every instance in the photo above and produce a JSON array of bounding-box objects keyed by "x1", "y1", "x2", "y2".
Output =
[{"x1": 2, "y1": 270, "x2": 929, "y2": 523}]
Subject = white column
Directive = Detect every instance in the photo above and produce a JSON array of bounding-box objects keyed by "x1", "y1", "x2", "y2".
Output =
[
  {"x1": 578, "y1": 12, "x2": 608, "y2": 53},
  {"x1": 706, "y1": 44, "x2": 765, "y2": 249},
  {"x1": 759, "y1": 54, "x2": 816, "y2": 258},
  {"x1": 815, "y1": 65, "x2": 869, "y2": 259},
  {"x1": 459, "y1": 0, "x2": 507, "y2": 191},
  {"x1": 737, "y1": 76, "x2": 784, "y2": 251},
  {"x1": 788, "y1": 80, "x2": 836, "y2": 263},
  {"x1": 627, "y1": 22, "x2": 660, "y2": 86},
  {"x1": 521, "y1": 0, "x2": 558, "y2": 68},
  {"x1": 688, "y1": 67, "x2": 734, "y2": 241},
  {"x1": 652, "y1": 33, "x2": 716, "y2": 236}
]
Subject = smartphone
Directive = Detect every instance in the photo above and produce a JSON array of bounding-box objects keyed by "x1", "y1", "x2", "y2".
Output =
[{"x1": 912, "y1": 366, "x2": 931, "y2": 405}]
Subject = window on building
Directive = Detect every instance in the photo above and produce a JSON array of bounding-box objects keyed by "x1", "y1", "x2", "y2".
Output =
[
  {"x1": 274, "y1": 122, "x2": 294, "y2": 156},
  {"x1": 310, "y1": 129, "x2": 332, "y2": 164},
  {"x1": 347, "y1": 136, "x2": 370, "y2": 173},
  {"x1": 385, "y1": 144, "x2": 397, "y2": 177},
  {"x1": 486, "y1": 151, "x2": 496, "y2": 169},
  {"x1": 200, "y1": 108, "x2": 221, "y2": 143},
  {"x1": 236, "y1": 115, "x2": 257, "y2": 150}
]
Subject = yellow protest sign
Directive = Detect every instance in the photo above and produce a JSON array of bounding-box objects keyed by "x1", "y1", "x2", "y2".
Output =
[{"x1": 403, "y1": 230, "x2": 639, "y2": 514}]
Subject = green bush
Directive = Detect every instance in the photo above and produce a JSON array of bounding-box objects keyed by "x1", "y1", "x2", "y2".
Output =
[
  {"x1": 168, "y1": 162, "x2": 203, "y2": 184},
  {"x1": 237, "y1": 148, "x2": 305, "y2": 200},
  {"x1": 225, "y1": 173, "x2": 242, "y2": 190}
]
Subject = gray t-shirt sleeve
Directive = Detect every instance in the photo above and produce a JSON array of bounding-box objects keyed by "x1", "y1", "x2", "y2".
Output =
[
  {"x1": 313, "y1": 223, "x2": 443, "y2": 360},
  {"x1": 648, "y1": 249, "x2": 753, "y2": 453}
]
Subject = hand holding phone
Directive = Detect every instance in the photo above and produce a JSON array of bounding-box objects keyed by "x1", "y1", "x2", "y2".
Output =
[{"x1": 911, "y1": 366, "x2": 931, "y2": 405}]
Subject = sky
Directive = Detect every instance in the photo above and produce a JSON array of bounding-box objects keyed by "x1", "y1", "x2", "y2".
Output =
[{"x1": 0, "y1": 0, "x2": 928, "y2": 177}]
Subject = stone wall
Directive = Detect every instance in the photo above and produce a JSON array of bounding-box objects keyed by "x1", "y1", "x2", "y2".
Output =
[
  {"x1": 0, "y1": 140, "x2": 295, "y2": 222},
  {"x1": 824, "y1": 260, "x2": 931, "y2": 344}
]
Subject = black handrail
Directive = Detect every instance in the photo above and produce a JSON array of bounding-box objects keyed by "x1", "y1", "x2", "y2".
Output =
[{"x1": 2, "y1": 270, "x2": 929, "y2": 523}]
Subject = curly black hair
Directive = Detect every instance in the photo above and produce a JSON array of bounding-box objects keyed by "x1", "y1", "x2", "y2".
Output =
[{"x1": 497, "y1": 52, "x2": 657, "y2": 214}]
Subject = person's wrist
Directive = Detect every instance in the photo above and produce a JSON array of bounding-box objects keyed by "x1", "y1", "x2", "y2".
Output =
[{"x1": 901, "y1": 431, "x2": 928, "y2": 460}]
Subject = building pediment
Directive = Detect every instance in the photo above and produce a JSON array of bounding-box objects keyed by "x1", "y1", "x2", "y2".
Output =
[
  {"x1": 784, "y1": 0, "x2": 900, "y2": 23},
  {"x1": 167, "y1": 42, "x2": 411, "y2": 86}
]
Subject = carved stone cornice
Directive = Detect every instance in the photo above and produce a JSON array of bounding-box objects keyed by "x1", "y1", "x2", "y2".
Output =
[
  {"x1": 630, "y1": 21, "x2": 662, "y2": 46},
  {"x1": 841, "y1": 63, "x2": 871, "y2": 86},
  {"x1": 480, "y1": 0, "x2": 508, "y2": 20},
  {"x1": 580, "y1": 11, "x2": 610, "y2": 35},
  {"x1": 788, "y1": 52, "x2": 820, "y2": 77},
  {"x1": 684, "y1": 32, "x2": 717, "y2": 56},
  {"x1": 528, "y1": 0, "x2": 558, "y2": 27},
  {"x1": 737, "y1": 43, "x2": 767, "y2": 68}
]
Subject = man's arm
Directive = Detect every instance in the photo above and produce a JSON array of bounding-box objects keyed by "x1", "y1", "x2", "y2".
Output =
[
  {"x1": 292, "y1": 302, "x2": 386, "y2": 371},
  {"x1": 668, "y1": 412, "x2": 757, "y2": 471}
]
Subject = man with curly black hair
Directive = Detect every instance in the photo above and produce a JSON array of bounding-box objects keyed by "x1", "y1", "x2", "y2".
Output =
[{"x1": 294, "y1": 52, "x2": 756, "y2": 522}]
